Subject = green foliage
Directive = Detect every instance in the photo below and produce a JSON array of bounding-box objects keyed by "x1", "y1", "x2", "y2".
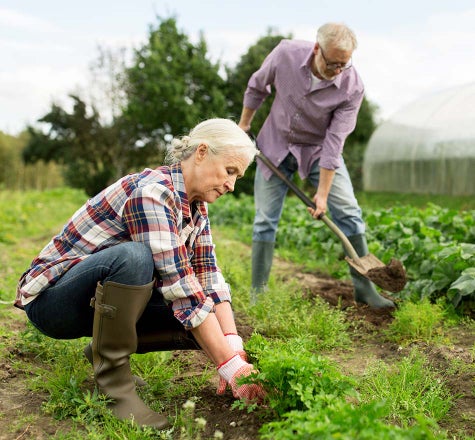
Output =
[
  {"x1": 0, "y1": 188, "x2": 87, "y2": 303},
  {"x1": 249, "y1": 288, "x2": 350, "y2": 349},
  {"x1": 0, "y1": 130, "x2": 64, "y2": 190},
  {"x1": 259, "y1": 400, "x2": 443, "y2": 440},
  {"x1": 2, "y1": 188, "x2": 471, "y2": 439},
  {"x1": 246, "y1": 335, "x2": 356, "y2": 415},
  {"x1": 225, "y1": 28, "x2": 289, "y2": 127},
  {"x1": 125, "y1": 17, "x2": 227, "y2": 143},
  {"x1": 359, "y1": 350, "x2": 453, "y2": 427},
  {"x1": 248, "y1": 336, "x2": 447, "y2": 440},
  {"x1": 23, "y1": 95, "x2": 159, "y2": 196},
  {"x1": 209, "y1": 194, "x2": 475, "y2": 314},
  {"x1": 386, "y1": 299, "x2": 447, "y2": 344}
]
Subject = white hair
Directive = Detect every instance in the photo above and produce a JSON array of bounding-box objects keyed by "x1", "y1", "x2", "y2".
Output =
[
  {"x1": 317, "y1": 22, "x2": 358, "y2": 52},
  {"x1": 166, "y1": 118, "x2": 257, "y2": 164}
]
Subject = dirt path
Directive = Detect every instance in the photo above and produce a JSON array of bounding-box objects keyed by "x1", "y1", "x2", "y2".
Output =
[{"x1": 1, "y1": 265, "x2": 474, "y2": 439}]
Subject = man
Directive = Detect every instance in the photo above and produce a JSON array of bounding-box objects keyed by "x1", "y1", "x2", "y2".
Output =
[{"x1": 238, "y1": 22, "x2": 394, "y2": 309}]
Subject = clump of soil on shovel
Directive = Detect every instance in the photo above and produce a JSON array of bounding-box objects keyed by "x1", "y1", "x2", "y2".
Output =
[{"x1": 366, "y1": 258, "x2": 407, "y2": 293}]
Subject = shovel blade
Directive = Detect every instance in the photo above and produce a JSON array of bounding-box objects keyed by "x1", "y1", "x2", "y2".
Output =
[{"x1": 345, "y1": 255, "x2": 407, "y2": 293}]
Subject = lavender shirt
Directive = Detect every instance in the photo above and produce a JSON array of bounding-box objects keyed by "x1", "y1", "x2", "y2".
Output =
[{"x1": 243, "y1": 39, "x2": 365, "y2": 180}]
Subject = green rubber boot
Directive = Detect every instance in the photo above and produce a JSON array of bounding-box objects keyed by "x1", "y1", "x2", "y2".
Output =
[
  {"x1": 91, "y1": 280, "x2": 170, "y2": 429},
  {"x1": 347, "y1": 234, "x2": 395, "y2": 309},
  {"x1": 250, "y1": 241, "x2": 275, "y2": 305}
]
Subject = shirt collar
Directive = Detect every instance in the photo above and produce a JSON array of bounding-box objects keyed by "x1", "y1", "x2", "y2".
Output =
[
  {"x1": 169, "y1": 162, "x2": 208, "y2": 220},
  {"x1": 302, "y1": 46, "x2": 343, "y2": 90}
]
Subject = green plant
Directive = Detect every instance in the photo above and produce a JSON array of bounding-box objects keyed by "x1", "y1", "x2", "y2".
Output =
[
  {"x1": 386, "y1": 299, "x2": 447, "y2": 344},
  {"x1": 245, "y1": 334, "x2": 356, "y2": 415},
  {"x1": 209, "y1": 194, "x2": 475, "y2": 313},
  {"x1": 249, "y1": 285, "x2": 350, "y2": 349},
  {"x1": 259, "y1": 399, "x2": 444, "y2": 440},
  {"x1": 359, "y1": 350, "x2": 453, "y2": 426}
]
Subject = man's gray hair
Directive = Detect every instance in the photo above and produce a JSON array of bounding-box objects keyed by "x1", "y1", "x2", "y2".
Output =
[{"x1": 317, "y1": 22, "x2": 357, "y2": 52}]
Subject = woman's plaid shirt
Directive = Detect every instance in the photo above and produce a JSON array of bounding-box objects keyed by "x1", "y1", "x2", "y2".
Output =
[{"x1": 16, "y1": 163, "x2": 231, "y2": 329}]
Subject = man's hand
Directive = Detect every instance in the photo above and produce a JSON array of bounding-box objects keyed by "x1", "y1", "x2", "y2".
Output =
[{"x1": 307, "y1": 193, "x2": 328, "y2": 219}]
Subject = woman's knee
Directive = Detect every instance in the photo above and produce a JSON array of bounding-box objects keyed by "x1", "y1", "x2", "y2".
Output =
[{"x1": 107, "y1": 242, "x2": 154, "y2": 285}]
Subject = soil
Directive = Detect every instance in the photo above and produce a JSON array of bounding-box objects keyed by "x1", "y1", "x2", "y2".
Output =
[{"x1": 1, "y1": 261, "x2": 474, "y2": 440}]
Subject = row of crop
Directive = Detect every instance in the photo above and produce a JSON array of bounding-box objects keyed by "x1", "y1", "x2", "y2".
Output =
[
  {"x1": 240, "y1": 334, "x2": 450, "y2": 439},
  {"x1": 209, "y1": 194, "x2": 475, "y2": 313}
]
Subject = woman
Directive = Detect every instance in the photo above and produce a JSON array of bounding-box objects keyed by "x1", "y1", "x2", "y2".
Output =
[{"x1": 15, "y1": 118, "x2": 266, "y2": 429}]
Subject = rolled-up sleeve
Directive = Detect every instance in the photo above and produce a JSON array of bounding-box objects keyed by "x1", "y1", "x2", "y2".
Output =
[{"x1": 243, "y1": 43, "x2": 280, "y2": 110}]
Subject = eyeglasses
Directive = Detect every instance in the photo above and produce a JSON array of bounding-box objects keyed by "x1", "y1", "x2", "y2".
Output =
[{"x1": 319, "y1": 47, "x2": 352, "y2": 71}]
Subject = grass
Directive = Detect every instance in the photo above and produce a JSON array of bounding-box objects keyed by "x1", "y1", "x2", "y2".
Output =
[
  {"x1": 386, "y1": 298, "x2": 449, "y2": 345},
  {"x1": 359, "y1": 349, "x2": 453, "y2": 427},
  {"x1": 1, "y1": 188, "x2": 474, "y2": 439}
]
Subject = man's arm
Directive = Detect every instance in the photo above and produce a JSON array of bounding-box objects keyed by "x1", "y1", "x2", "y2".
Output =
[
  {"x1": 238, "y1": 107, "x2": 257, "y2": 133},
  {"x1": 308, "y1": 167, "x2": 335, "y2": 218}
]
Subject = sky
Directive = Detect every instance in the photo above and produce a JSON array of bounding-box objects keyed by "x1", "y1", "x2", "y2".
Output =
[{"x1": 2, "y1": 0, "x2": 475, "y2": 135}]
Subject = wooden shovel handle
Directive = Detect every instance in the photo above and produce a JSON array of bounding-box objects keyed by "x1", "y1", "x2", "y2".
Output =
[{"x1": 256, "y1": 151, "x2": 360, "y2": 261}]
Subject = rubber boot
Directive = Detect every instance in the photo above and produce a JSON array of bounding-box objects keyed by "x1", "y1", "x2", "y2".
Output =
[
  {"x1": 250, "y1": 240, "x2": 275, "y2": 305},
  {"x1": 91, "y1": 280, "x2": 170, "y2": 429},
  {"x1": 83, "y1": 343, "x2": 148, "y2": 387},
  {"x1": 346, "y1": 234, "x2": 395, "y2": 309}
]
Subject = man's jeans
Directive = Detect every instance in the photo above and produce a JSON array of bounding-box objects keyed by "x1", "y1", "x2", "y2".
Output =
[
  {"x1": 253, "y1": 153, "x2": 365, "y2": 242},
  {"x1": 24, "y1": 242, "x2": 158, "y2": 339}
]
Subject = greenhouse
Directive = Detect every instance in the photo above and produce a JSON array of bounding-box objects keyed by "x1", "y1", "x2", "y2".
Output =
[{"x1": 363, "y1": 82, "x2": 475, "y2": 195}]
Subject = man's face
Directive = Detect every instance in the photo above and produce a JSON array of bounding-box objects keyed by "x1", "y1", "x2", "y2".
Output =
[{"x1": 313, "y1": 43, "x2": 353, "y2": 81}]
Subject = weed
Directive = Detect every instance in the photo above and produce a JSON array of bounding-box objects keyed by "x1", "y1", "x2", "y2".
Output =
[
  {"x1": 246, "y1": 334, "x2": 357, "y2": 415},
  {"x1": 359, "y1": 349, "x2": 453, "y2": 426},
  {"x1": 249, "y1": 285, "x2": 350, "y2": 350},
  {"x1": 259, "y1": 399, "x2": 445, "y2": 440},
  {"x1": 386, "y1": 298, "x2": 447, "y2": 344}
]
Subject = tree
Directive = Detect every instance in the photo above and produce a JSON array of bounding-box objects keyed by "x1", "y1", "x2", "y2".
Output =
[
  {"x1": 125, "y1": 17, "x2": 227, "y2": 145},
  {"x1": 23, "y1": 95, "x2": 161, "y2": 196}
]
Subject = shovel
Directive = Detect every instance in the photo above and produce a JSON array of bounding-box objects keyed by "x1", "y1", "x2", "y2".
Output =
[{"x1": 255, "y1": 151, "x2": 407, "y2": 293}]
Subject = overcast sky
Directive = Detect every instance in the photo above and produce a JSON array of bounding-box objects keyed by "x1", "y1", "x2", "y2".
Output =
[{"x1": 2, "y1": 0, "x2": 475, "y2": 134}]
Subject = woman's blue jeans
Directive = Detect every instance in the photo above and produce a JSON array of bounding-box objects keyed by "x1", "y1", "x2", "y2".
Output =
[
  {"x1": 24, "y1": 242, "x2": 158, "y2": 340},
  {"x1": 253, "y1": 153, "x2": 365, "y2": 242}
]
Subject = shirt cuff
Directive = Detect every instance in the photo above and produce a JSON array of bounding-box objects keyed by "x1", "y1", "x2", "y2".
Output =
[{"x1": 174, "y1": 296, "x2": 215, "y2": 330}]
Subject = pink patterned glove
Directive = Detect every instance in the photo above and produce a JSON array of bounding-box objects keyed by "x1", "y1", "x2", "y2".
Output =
[
  {"x1": 217, "y1": 334, "x2": 248, "y2": 395},
  {"x1": 217, "y1": 355, "x2": 266, "y2": 404},
  {"x1": 229, "y1": 364, "x2": 266, "y2": 403}
]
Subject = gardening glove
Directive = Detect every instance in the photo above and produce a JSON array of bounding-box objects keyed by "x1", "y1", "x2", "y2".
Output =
[
  {"x1": 217, "y1": 355, "x2": 266, "y2": 404},
  {"x1": 217, "y1": 334, "x2": 248, "y2": 395}
]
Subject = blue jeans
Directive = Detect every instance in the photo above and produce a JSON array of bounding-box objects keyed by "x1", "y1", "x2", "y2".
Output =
[
  {"x1": 253, "y1": 153, "x2": 365, "y2": 242},
  {"x1": 24, "y1": 242, "x2": 164, "y2": 340}
]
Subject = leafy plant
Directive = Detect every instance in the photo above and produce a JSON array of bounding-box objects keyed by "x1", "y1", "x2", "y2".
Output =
[
  {"x1": 245, "y1": 335, "x2": 356, "y2": 415},
  {"x1": 249, "y1": 285, "x2": 350, "y2": 349},
  {"x1": 359, "y1": 350, "x2": 453, "y2": 426},
  {"x1": 386, "y1": 298, "x2": 447, "y2": 344},
  {"x1": 209, "y1": 195, "x2": 475, "y2": 313},
  {"x1": 259, "y1": 399, "x2": 444, "y2": 440}
]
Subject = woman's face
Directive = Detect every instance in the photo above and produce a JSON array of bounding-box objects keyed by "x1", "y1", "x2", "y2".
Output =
[{"x1": 185, "y1": 144, "x2": 250, "y2": 204}]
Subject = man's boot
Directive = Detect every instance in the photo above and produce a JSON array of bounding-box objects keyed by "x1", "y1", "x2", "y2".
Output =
[
  {"x1": 346, "y1": 234, "x2": 395, "y2": 309},
  {"x1": 251, "y1": 240, "x2": 275, "y2": 305},
  {"x1": 91, "y1": 280, "x2": 170, "y2": 429}
]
